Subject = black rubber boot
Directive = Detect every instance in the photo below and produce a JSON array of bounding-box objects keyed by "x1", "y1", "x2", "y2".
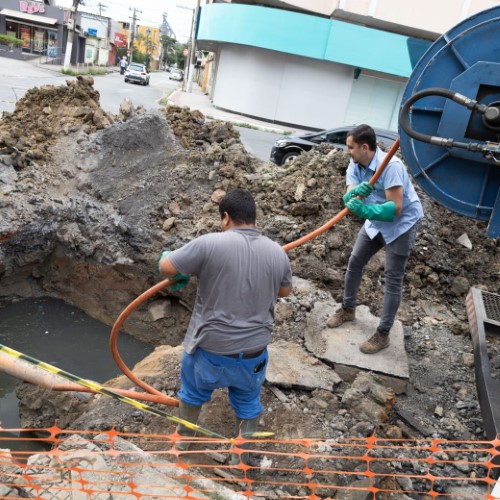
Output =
[
  {"x1": 228, "y1": 416, "x2": 260, "y2": 466},
  {"x1": 176, "y1": 401, "x2": 202, "y2": 451}
]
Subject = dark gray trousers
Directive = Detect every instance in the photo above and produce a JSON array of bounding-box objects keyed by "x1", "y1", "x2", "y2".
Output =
[{"x1": 342, "y1": 223, "x2": 419, "y2": 333}]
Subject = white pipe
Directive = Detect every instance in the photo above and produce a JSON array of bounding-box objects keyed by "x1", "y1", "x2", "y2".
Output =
[{"x1": 0, "y1": 351, "x2": 69, "y2": 389}]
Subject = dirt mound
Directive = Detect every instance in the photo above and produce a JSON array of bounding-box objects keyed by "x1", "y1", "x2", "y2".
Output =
[
  {"x1": 0, "y1": 76, "x2": 113, "y2": 169},
  {"x1": 165, "y1": 105, "x2": 240, "y2": 149}
]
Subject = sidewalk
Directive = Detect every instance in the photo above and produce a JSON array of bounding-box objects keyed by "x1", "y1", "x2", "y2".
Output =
[{"x1": 168, "y1": 84, "x2": 305, "y2": 136}]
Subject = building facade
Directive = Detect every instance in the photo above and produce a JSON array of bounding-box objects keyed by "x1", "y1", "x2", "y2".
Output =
[
  {"x1": 78, "y1": 12, "x2": 121, "y2": 66},
  {"x1": 135, "y1": 25, "x2": 161, "y2": 70},
  {"x1": 198, "y1": 0, "x2": 500, "y2": 130},
  {"x1": 0, "y1": 0, "x2": 64, "y2": 59}
]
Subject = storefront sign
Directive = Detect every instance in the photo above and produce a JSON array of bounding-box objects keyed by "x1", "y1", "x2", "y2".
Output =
[
  {"x1": 114, "y1": 32, "x2": 127, "y2": 48},
  {"x1": 19, "y1": 1, "x2": 46, "y2": 14},
  {"x1": 87, "y1": 28, "x2": 97, "y2": 36}
]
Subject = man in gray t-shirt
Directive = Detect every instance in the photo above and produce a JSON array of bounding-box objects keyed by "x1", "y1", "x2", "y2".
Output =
[{"x1": 159, "y1": 189, "x2": 292, "y2": 460}]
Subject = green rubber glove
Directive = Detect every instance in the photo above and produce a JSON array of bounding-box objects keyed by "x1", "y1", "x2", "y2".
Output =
[
  {"x1": 342, "y1": 182, "x2": 374, "y2": 204},
  {"x1": 168, "y1": 273, "x2": 191, "y2": 292},
  {"x1": 346, "y1": 198, "x2": 396, "y2": 222},
  {"x1": 158, "y1": 250, "x2": 191, "y2": 291}
]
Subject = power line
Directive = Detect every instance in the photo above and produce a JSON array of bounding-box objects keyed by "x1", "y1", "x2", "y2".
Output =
[{"x1": 96, "y1": 2, "x2": 107, "y2": 16}]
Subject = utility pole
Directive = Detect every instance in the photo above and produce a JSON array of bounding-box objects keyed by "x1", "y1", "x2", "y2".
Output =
[
  {"x1": 186, "y1": 0, "x2": 200, "y2": 93},
  {"x1": 177, "y1": 0, "x2": 200, "y2": 93},
  {"x1": 128, "y1": 7, "x2": 141, "y2": 64},
  {"x1": 63, "y1": 0, "x2": 80, "y2": 71},
  {"x1": 96, "y1": 2, "x2": 107, "y2": 16}
]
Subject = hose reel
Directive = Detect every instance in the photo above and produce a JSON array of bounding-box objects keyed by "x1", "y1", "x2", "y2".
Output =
[{"x1": 398, "y1": 6, "x2": 500, "y2": 237}]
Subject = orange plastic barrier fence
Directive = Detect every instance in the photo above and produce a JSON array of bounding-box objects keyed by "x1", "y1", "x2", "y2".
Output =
[{"x1": 0, "y1": 425, "x2": 499, "y2": 499}]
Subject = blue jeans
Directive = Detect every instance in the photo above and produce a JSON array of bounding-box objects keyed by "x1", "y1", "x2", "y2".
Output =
[
  {"x1": 343, "y1": 223, "x2": 419, "y2": 333},
  {"x1": 178, "y1": 347, "x2": 268, "y2": 419}
]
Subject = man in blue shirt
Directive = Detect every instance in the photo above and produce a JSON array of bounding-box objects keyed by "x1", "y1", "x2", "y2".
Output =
[{"x1": 327, "y1": 124, "x2": 423, "y2": 354}]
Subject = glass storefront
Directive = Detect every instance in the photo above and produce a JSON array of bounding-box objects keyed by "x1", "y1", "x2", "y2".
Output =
[{"x1": 5, "y1": 20, "x2": 58, "y2": 56}]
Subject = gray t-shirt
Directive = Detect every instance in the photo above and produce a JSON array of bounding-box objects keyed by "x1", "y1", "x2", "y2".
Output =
[{"x1": 168, "y1": 228, "x2": 292, "y2": 355}]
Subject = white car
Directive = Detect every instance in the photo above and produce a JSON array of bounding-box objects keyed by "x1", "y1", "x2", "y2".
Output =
[
  {"x1": 124, "y1": 63, "x2": 150, "y2": 86},
  {"x1": 169, "y1": 69, "x2": 184, "y2": 81}
]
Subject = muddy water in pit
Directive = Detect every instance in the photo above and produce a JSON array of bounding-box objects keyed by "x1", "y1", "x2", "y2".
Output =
[{"x1": 0, "y1": 297, "x2": 154, "y2": 452}]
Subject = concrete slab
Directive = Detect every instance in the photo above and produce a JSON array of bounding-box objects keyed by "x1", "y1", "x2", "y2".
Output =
[
  {"x1": 267, "y1": 339, "x2": 342, "y2": 391},
  {"x1": 304, "y1": 300, "x2": 409, "y2": 388}
]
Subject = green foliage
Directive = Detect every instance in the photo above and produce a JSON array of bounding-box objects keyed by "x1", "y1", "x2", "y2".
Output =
[
  {"x1": 160, "y1": 35, "x2": 188, "y2": 70},
  {"x1": 0, "y1": 34, "x2": 23, "y2": 47},
  {"x1": 61, "y1": 67, "x2": 108, "y2": 76}
]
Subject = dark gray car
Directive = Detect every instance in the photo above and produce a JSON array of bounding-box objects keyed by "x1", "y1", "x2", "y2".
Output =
[{"x1": 270, "y1": 126, "x2": 398, "y2": 166}]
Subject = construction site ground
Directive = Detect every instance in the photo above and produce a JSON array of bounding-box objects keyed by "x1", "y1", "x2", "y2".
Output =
[{"x1": 0, "y1": 72, "x2": 499, "y2": 498}]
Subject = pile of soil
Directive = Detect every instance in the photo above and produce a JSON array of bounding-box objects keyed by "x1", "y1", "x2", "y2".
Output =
[{"x1": 0, "y1": 76, "x2": 113, "y2": 169}]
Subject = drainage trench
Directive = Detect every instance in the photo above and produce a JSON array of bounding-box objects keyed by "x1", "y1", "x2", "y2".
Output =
[{"x1": 0, "y1": 297, "x2": 154, "y2": 449}]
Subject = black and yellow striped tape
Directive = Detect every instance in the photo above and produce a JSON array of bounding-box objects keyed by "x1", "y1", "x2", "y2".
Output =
[
  {"x1": 0, "y1": 344, "x2": 274, "y2": 440},
  {"x1": 0, "y1": 343, "x2": 227, "y2": 439}
]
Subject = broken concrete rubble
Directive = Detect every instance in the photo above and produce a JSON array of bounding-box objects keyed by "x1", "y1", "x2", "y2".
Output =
[{"x1": 1, "y1": 434, "x2": 246, "y2": 500}]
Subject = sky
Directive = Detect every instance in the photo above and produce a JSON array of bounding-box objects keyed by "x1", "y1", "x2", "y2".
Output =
[{"x1": 55, "y1": 0, "x2": 202, "y2": 43}]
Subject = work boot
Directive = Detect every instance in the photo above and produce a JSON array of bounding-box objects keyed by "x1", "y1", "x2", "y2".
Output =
[
  {"x1": 359, "y1": 330, "x2": 390, "y2": 354},
  {"x1": 228, "y1": 417, "x2": 260, "y2": 466},
  {"x1": 176, "y1": 401, "x2": 202, "y2": 451},
  {"x1": 326, "y1": 307, "x2": 355, "y2": 328}
]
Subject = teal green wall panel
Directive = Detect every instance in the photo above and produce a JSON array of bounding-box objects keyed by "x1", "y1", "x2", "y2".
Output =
[
  {"x1": 197, "y1": 3, "x2": 431, "y2": 78},
  {"x1": 198, "y1": 3, "x2": 332, "y2": 60}
]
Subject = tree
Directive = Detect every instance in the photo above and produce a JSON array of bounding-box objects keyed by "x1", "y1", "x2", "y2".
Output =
[{"x1": 160, "y1": 35, "x2": 188, "y2": 69}]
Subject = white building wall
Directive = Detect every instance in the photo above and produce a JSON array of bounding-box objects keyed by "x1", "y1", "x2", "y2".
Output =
[
  {"x1": 80, "y1": 16, "x2": 107, "y2": 39},
  {"x1": 213, "y1": 45, "x2": 353, "y2": 129},
  {"x1": 215, "y1": 1, "x2": 500, "y2": 38},
  {"x1": 360, "y1": 0, "x2": 500, "y2": 34}
]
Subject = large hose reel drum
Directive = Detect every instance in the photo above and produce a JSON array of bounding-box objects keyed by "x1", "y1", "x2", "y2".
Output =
[{"x1": 399, "y1": 7, "x2": 500, "y2": 237}]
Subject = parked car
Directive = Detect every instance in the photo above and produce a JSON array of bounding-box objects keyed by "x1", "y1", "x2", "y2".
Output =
[
  {"x1": 124, "y1": 63, "x2": 150, "y2": 86},
  {"x1": 269, "y1": 126, "x2": 398, "y2": 166},
  {"x1": 169, "y1": 69, "x2": 184, "y2": 81}
]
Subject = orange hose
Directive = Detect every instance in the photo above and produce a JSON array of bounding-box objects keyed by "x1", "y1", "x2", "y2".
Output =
[
  {"x1": 109, "y1": 139, "x2": 400, "y2": 407},
  {"x1": 283, "y1": 138, "x2": 400, "y2": 251},
  {"x1": 48, "y1": 384, "x2": 177, "y2": 405},
  {"x1": 110, "y1": 278, "x2": 179, "y2": 407}
]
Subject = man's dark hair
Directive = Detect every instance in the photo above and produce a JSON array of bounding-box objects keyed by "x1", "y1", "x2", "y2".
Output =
[
  {"x1": 219, "y1": 189, "x2": 256, "y2": 225},
  {"x1": 347, "y1": 124, "x2": 377, "y2": 151}
]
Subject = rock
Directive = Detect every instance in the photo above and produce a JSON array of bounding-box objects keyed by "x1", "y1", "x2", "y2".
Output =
[
  {"x1": 457, "y1": 233, "x2": 472, "y2": 250},
  {"x1": 148, "y1": 299, "x2": 172, "y2": 321},
  {"x1": 118, "y1": 97, "x2": 134, "y2": 120},
  {"x1": 462, "y1": 352, "x2": 475, "y2": 368},
  {"x1": 267, "y1": 340, "x2": 341, "y2": 390},
  {"x1": 450, "y1": 276, "x2": 470, "y2": 296},
  {"x1": 16, "y1": 434, "x2": 241, "y2": 500},
  {"x1": 434, "y1": 404, "x2": 444, "y2": 417},
  {"x1": 162, "y1": 217, "x2": 176, "y2": 231},
  {"x1": 211, "y1": 188, "x2": 226, "y2": 203},
  {"x1": 341, "y1": 372, "x2": 396, "y2": 424}
]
